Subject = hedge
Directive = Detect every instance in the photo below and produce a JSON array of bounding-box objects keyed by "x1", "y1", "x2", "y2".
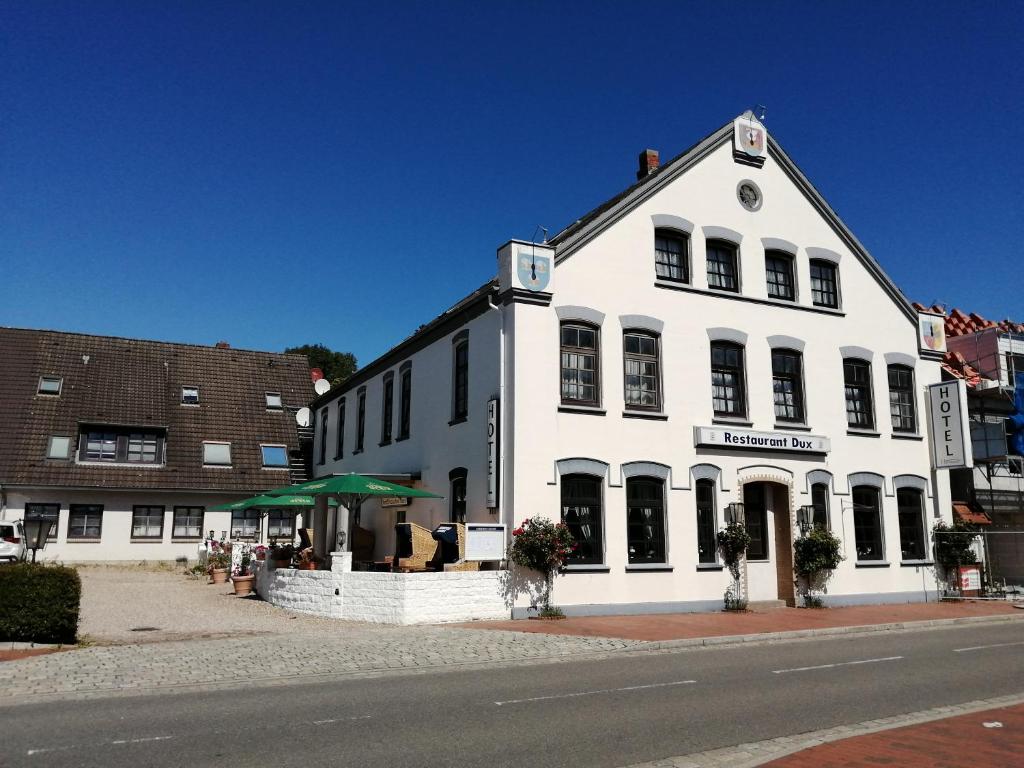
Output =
[{"x1": 0, "y1": 562, "x2": 81, "y2": 644}]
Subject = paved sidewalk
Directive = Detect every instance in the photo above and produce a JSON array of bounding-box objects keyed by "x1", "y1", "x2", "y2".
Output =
[
  {"x1": 463, "y1": 601, "x2": 1021, "y2": 641},
  {"x1": 622, "y1": 693, "x2": 1024, "y2": 768}
]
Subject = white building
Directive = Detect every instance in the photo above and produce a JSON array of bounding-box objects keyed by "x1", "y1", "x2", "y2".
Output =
[{"x1": 311, "y1": 113, "x2": 955, "y2": 615}]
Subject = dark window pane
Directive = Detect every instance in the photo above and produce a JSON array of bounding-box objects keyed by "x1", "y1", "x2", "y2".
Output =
[
  {"x1": 743, "y1": 484, "x2": 769, "y2": 560},
  {"x1": 399, "y1": 370, "x2": 412, "y2": 439},
  {"x1": 654, "y1": 231, "x2": 688, "y2": 283},
  {"x1": 356, "y1": 391, "x2": 366, "y2": 451},
  {"x1": 711, "y1": 342, "x2": 745, "y2": 417},
  {"x1": 131, "y1": 506, "x2": 164, "y2": 538},
  {"x1": 336, "y1": 399, "x2": 346, "y2": 457},
  {"x1": 696, "y1": 480, "x2": 717, "y2": 564},
  {"x1": 68, "y1": 505, "x2": 103, "y2": 539},
  {"x1": 888, "y1": 365, "x2": 917, "y2": 433},
  {"x1": 267, "y1": 509, "x2": 296, "y2": 539},
  {"x1": 765, "y1": 253, "x2": 795, "y2": 301},
  {"x1": 561, "y1": 475, "x2": 603, "y2": 565},
  {"x1": 810, "y1": 260, "x2": 839, "y2": 308},
  {"x1": 561, "y1": 323, "x2": 600, "y2": 406},
  {"x1": 852, "y1": 486, "x2": 884, "y2": 561},
  {"x1": 811, "y1": 483, "x2": 830, "y2": 529},
  {"x1": 623, "y1": 332, "x2": 660, "y2": 410},
  {"x1": 453, "y1": 342, "x2": 469, "y2": 420},
  {"x1": 450, "y1": 476, "x2": 467, "y2": 523},
  {"x1": 706, "y1": 241, "x2": 738, "y2": 292},
  {"x1": 231, "y1": 509, "x2": 261, "y2": 540},
  {"x1": 772, "y1": 349, "x2": 804, "y2": 422},
  {"x1": 382, "y1": 378, "x2": 394, "y2": 440},
  {"x1": 318, "y1": 409, "x2": 328, "y2": 464},
  {"x1": 897, "y1": 488, "x2": 926, "y2": 561},
  {"x1": 844, "y1": 359, "x2": 874, "y2": 429},
  {"x1": 626, "y1": 478, "x2": 666, "y2": 564},
  {"x1": 173, "y1": 506, "x2": 204, "y2": 538}
]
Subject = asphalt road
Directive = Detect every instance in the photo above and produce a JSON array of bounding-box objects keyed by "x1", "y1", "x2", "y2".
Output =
[{"x1": 3, "y1": 623, "x2": 1023, "y2": 768}]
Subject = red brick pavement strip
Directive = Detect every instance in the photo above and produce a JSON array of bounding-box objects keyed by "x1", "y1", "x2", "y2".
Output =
[
  {"x1": 461, "y1": 602, "x2": 1021, "y2": 642},
  {"x1": 762, "y1": 703, "x2": 1024, "y2": 768},
  {"x1": 0, "y1": 648, "x2": 65, "y2": 663}
]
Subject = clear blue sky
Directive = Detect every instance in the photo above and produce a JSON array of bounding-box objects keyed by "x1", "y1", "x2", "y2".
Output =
[{"x1": 2, "y1": 2, "x2": 1021, "y2": 366}]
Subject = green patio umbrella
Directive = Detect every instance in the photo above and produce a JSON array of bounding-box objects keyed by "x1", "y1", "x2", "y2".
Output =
[
  {"x1": 209, "y1": 494, "x2": 317, "y2": 511},
  {"x1": 264, "y1": 474, "x2": 443, "y2": 502}
]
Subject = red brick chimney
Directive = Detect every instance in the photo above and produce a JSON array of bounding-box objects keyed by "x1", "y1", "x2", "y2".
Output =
[
  {"x1": 636, "y1": 149, "x2": 659, "y2": 180},
  {"x1": 215, "y1": 341, "x2": 231, "y2": 349}
]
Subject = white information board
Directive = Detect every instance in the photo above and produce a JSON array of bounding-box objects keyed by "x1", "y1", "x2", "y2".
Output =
[{"x1": 465, "y1": 524, "x2": 506, "y2": 562}]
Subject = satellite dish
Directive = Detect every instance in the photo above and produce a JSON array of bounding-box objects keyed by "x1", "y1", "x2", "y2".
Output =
[
  {"x1": 295, "y1": 407, "x2": 311, "y2": 427},
  {"x1": 314, "y1": 378, "x2": 331, "y2": 395}
]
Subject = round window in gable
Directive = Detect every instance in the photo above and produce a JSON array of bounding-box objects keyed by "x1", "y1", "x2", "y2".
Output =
[{"x1": 737, "y1": 180, "x2": 763, "y2": 212}]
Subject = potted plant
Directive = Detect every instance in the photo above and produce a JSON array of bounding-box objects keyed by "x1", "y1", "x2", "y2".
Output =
[
  {"x1": 270, "y1": 543, "x2": 295, "y2": 569},
  {"x1": 296, "y1": 547, "x2": 321, "y2": 570},
  {"x1": 208, "y1": 540, "x2": 231, "y2": 584},
  {"x1": 793, "y1": 526, "x2": 843, "y2": 608},
  {"x1": 231, "y1": 550, "x2": 256, "y2": 596},
  {"x1": 717, "y1": 521, "x2": 751, "y2": 611},
  {"x1": 254, "y1": 544, "x2": 268, "y2": 562},
  {"x1": 507, "y1": 517, "x2": 577, "y2": 619}
]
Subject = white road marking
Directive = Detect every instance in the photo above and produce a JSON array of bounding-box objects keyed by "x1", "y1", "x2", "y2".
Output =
[
  {"x1": 494, "y1": 680, "x2": 696, "y2": 706},
  {"x1": 27, "y1": 746, "x2": 74, "y2": 756},
  {"x1": 110, "y1": 736, "x2": 174, "y2": 745},
  {"x1": 953, "y1": 641, "x2": 1024, "y2": 653},
  {"x1": 312, "y1": 715, "x2": 372, "y2": 726},
  {"x1": 983, "y1": 721, "x2": 1004, "y2": 728},
  {"x1": 772, "y1": 656, "x2": 903, "y2": 674}
]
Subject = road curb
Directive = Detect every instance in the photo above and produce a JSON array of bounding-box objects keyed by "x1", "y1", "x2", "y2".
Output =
[{"x1": 639, "y1": 612, "x2": 1024, "y2": 651}]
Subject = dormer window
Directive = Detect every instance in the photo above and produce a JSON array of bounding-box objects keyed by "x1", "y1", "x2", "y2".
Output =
[
  {"x1": 79, "y1": 427, "x2": 165, "y2": 464},
  {"x1": 181, "y1": 386, "x2": 200, "y2": 406},
  {"x1": 38, "y1": 375, "x2": 63, "y2": 396},
  {"x1": 265, "y1": 392, "x2": 283, "y2": 410}
]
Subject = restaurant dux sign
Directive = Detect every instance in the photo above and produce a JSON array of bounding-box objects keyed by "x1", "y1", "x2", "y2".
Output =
[{"x1": 694, "y1": 426, "x2": 830, "y2": 454}]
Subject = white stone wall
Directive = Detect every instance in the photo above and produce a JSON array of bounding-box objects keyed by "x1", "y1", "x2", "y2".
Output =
[{"x1": 256, "y1": 563, "x2": 509, "y2": 624}]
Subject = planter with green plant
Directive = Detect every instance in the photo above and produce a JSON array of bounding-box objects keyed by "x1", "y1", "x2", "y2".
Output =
[
  {"x1": 717, "y1": 521, "x2": 751, "y2": 611},
  {"x1": 269, "y1": 544, "x2": 295, "y2": 569},
  {"x1": 208, "y1": 540, "x2": 231, "y2": 584},
  {"x1": 231, "y1": 549, "x2": 255, "y2": 596},
  {"x1": 932, "y1": 520, "x2": 979, "y2": 596},
  {"x1": 507, "y1": 517, "x2": 577, "y2": 618},
  {"x1": 793, "y1": 526, "x2": 844, "y2": 608}
]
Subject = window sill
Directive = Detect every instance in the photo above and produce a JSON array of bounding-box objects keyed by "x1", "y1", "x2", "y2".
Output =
[
  {"x1": 696, "y1": 563, "x2": 725, "y2": 571},
  {"x1": 855, "y1": 561, "x2": 890, "y2": 568},
  {"x1": 66, "y1": 538, "x2": 101, "y2": 543},
  {"x1": 448, "y1": 416, "x2": 467, "y2": 427},
  {"x1": 172, "y1": 538, "x2": 202, "y2": 543},
  {"x1": 395, "y1": 435, "x2": 410, "y2": 443},
  {"x1": 746, "y1": 558, "x2": 770, "y2": 564},
  {"x1": 712, "y1": 417, "x2": 753, "y2": 427},
  {"x1": 261, "y1": 466, "x2": 289, "y2": 471},
  {"x1": 622, "y1": 410, "x2": 668, "y2": 421},
  {"x1": 846, "y1": 429, "x2": 881, "y2": 438},
  {"x1": 654, "y1": 279, "x2": 847, "y2": 316},
  {"x1": 706, "y1": 285, "x2": 741, "y2": 295},
  {"x1": 351, "y1": 449, "x2": 363, "y2": 456},
  {"x1": 774, "y1": 423, "x2": 812, "y2": 432},
  {"x1": 901, "y1": 560, "x2": 934, "y2": 567},
  {"x1": 562, "y1": 565, "x2": 610, "y2": 573},
  {"x1": 378, "y1": 440, "x2": 392, "y2": 447},
  {"x1": 625, "y1": 564, "x2": 673, "y2": 572},
  {"x1": 558, "y1": 405, "x2": 607, "y2": 416},
  {"x1": 891, "y1": 433, "x2": 924, "y2": 441},
  {"x1": 203, "y1": 464, "x2": 234, "y2": 469},
  {"x1": 131, "y1": 538, "x2": 163, "y2": 544},
  {"x1": 333, "y1": 454, "x2": 343, "y2": 461}
]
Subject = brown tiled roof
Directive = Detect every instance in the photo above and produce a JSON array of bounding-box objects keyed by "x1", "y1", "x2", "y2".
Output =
[
  {"x1": 0, "y1": 328, "x2": 314, "y2": 492},
  {"x1": 952, "y1": 501, "x2": 991, "y2": 526},
  {"x1": 941, "y1": 351, "x2": 984, "y2": 388}
]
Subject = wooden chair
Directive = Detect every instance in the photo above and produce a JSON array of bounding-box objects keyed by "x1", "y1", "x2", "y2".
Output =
[
  {"x1": 350, "y1": 524, "x2": 376, "y2": 565},
  {"x1": 394, "y1": 523, "x2": 438, "y2": 572}
]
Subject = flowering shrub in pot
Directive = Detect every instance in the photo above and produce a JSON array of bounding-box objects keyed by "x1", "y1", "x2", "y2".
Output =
[
  {"x1": 716, "y1": 522, "x2": 751, "y2": 611},
  {"x1": 231, "y1": 548, "x2": 256, "y2": 596},
  {"x1": 208, "y1": 541, "x2": 232, "y2": 584},
  {"x1": 507, "y1": 517, "x2": 577, "y2": 618}
]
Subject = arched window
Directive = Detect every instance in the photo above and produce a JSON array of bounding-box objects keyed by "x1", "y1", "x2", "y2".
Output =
[
  {"x1": 844, "y1": 359, "x2": 874, "y2": 429},
  {"x1": 851, "y1": 485, "x2": 884, "y2": 561},
  {"x1": 398, "y1": 363, "x2": 412, "y2": 440},
  {"x1": 811, "y1": 482, "x2": 830, "y2": 529},
  {"x1": 623, "y1": 330, "x2": 661, "y2": 410},
  {"x1": 561, "y1": 474, "x2": 603, "y2": 565},
  {"x1": 381, "y1": 374, "x2": 394, "y2": 444},
  {"x1": 560, "y1": 322, "x2": 600, "y2": 406},
  {"x1": 772, "y1": 349, "x2": 805, "y2": 423},
  {"x1": 897, "y1": 487, "x2": 926, "y2": 561},
  {"x1": 695, "y1": 479, "x2": 718, "y2": 564},
  {"x1": 451, "y1": 332, "x2": 469, "y2": 422},
  {"x1": 711, "y1": 341, "x2": 746, "y2": 418},
  {"x1": 626, "y1": 477, "x2": 666, "y2": 564},
  {"x1": 654, "y1": 229, "x2": 689, "y2": 283},
  {"x1": 706, "y1": 240, "x2": 739, "y2": 292},
  {"x1": 765, "y1": 251, "x2": 796, "y2": 301},
  {"x1": 888, "y1": 365, "x2": 917, "y2": 433}
]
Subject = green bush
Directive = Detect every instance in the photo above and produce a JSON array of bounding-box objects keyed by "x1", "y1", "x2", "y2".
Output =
[
  {"x1": 0, "y1": 563, "x2": 81, "y2": 644},
  {"x1": 794, "y1": 527, "x2": 844, "y2": 607}
]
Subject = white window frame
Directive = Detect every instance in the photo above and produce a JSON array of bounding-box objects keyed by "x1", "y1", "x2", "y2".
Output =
[
  {"x1": 202, "y1": 441, "x2": 233, "y2": 467},
  {"x1": 47, "y1": 435, "x2": 72, "y2": 459},
  {"x1": 260, "y1": 444, "x2": 289, "y2": 469},
  {"x1": 181, "y1": 386, "x2": 200, "y2": 406},
  {"x1": 265, "y1": 392, "x2": 283, "y2": 410}
]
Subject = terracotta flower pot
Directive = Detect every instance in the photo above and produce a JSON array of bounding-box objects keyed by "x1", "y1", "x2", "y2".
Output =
[
  {"x1": 210, "y1": 567, "x2": 229, "y2": 584},
  {"x1": 297, "y1": 561, "x2": 317, "y2": 571},
  {"x1": 273, "y1": 559, "x2": 291, "y2": 569},
  {"x1": 231, "y1": 574, "x2": 255, "y2": 596}
]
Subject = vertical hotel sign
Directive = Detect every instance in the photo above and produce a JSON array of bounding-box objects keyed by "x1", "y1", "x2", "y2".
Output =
[
  {"x1": 486, "y1": 398, "x2": 499, "y2": 507},
  {"x1": 927, "y1": 380, "x2": 971, "y2": 470}
]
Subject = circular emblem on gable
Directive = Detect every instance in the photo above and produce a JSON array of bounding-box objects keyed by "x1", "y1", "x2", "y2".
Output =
[{"x1": 737, "y1": 180, "x2": 762, "y2": 212}]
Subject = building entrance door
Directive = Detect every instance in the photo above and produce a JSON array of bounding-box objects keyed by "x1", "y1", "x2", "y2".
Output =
[{"x1": 743, "y1": 481, "x2": 796, "y2": 606}]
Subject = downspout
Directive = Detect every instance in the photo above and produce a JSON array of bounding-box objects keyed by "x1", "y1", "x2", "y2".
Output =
[{"x1": 486, "y1": 292, "x2": 507, "y2": 532}]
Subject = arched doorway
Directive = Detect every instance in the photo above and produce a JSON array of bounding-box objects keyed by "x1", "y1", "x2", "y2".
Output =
[{"x1": 742, "y1": 480, "x2": 796, "y2": 606}]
